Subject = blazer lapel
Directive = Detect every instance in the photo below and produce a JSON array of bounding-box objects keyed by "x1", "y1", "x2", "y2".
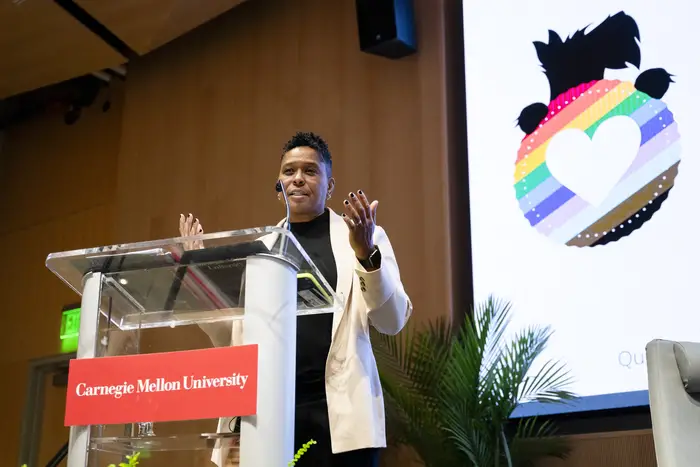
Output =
[
  {"x1": 328, "y1": 209, "x2": 353, "y2": 336},
  {"x1": 328, "y1": 210, "x2": 353, "y2": 296}
]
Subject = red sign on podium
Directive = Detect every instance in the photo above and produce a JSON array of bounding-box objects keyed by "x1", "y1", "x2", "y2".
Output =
[{"x1": 65, "y1": 345, "x2": 258, "y2": 426}]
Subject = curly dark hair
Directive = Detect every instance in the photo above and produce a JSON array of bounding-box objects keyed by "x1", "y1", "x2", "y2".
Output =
[{"x1": 281, "y1": 131, "x2": 332, "y2": 175}]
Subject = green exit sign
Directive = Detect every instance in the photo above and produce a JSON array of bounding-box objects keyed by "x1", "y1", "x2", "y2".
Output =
[
  {"x1": 60, "y1": 306, "x2": 80, "y2": 353},
  {"x1": 60, "y1": 307, "x2": 81, "y2": 339}
]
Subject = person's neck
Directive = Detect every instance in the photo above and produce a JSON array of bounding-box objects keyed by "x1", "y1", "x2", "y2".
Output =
[{"x1": 289, "y1": 208, "x2": 326, "y2": 224}]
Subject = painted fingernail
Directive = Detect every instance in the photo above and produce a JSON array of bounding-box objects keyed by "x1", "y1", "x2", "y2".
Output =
[
  {"x1": 195, "y1": 218, "x2": 199, "y2": 223},
  {"x1": 358, "y1": 190, "x2": 363, "y2": 195},
  {"x1": 342, "y1": 213, "x2": 347, "y2": 217},
  {"x1": 350, "y1": 193, "x2": 355, "y2": 198},
  {"x1": 344, "y1": 200, "x2": 349, "y2": 205}
]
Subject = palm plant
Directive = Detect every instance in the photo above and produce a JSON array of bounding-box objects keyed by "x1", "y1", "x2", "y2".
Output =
[{"x1": 372, "y1": 295, "x2": 577, "y2": 467}]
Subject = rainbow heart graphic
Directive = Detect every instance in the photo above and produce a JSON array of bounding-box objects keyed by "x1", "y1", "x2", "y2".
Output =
[{"x1": 514, "y1": 79, "x2": 681, "y2": 247}]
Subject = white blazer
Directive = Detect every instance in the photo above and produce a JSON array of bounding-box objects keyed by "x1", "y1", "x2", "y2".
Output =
[{"x1": 213, "y1": 209, "x2": 412, "y2": 463}]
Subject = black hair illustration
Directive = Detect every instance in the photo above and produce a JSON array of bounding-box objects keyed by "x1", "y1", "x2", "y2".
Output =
[{"x1": 517, "y1": 11, "x2": 674, "y2": 135}]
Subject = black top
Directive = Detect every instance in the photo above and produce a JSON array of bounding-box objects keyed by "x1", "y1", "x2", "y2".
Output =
[{"x1": 290, "y1": 209, "x2": 337, "y2": 405}]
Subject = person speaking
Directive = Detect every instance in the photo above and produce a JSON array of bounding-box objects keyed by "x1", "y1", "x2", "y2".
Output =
[{"x1": 178, "y1": 131, "x2": 412, "y2": 467}]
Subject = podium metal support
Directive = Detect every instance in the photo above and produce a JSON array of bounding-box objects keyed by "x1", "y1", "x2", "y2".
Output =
[
  {"x1": 67, "y1": 272, "x2": 102, "y2": 467},
  {"x1": 238, "y1": 254, "x2": 298, "y2": 467}
]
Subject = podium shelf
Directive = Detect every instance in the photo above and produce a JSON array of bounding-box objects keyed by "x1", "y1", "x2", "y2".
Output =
[{"x1": 90, "y1": 432, "x2": 239, "y2": 454}]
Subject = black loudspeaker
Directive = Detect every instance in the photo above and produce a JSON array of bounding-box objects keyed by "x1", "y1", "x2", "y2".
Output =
[{"x1": 355, "y1": 0, "x2": 417, "y2": 59}]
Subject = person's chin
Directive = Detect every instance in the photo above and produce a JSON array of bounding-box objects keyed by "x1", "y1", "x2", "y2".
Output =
[
  {"x1": 289, "y1": 195, "x2": 312, "y2": 207},
  {"x1": 289, "y1": 198, "x2": 321, "y2": 215}
]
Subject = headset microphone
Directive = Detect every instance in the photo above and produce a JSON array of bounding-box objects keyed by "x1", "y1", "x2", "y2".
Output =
[{"x1": 276, "y1": 180, "x2": 291, "y2": 232}]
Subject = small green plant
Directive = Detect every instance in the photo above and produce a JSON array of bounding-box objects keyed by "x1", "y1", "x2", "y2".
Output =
[
  {"x1": 107, "y1": 451, "x2": 140, "y2": 467},
  {"x1": 373, "y1": 296, "x2": 577, "y2": 467},
  {"x1": 288, "y1": 439, "x2": 317, "y2": 466}
]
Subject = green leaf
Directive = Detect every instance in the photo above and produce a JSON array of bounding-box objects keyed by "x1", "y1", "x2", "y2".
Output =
[{"x1": 373, "y1": 295, "x2": 578, "y2": 467}]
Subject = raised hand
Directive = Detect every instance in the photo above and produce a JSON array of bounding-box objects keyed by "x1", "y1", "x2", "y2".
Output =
[
  {"x1": 342, "y1": 190, "x2": 378, "y2": 260},
  {"x1": 178, "y1": 213, "x2": 204, "y2": 250}
]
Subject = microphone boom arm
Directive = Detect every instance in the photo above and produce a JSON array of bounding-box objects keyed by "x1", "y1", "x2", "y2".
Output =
[
  {"x1": 276, "y1": 180, "x2": 291, "y2": 231},
  {"x1": 276, "y1": 180, "x2": 291, "y2": 256}
]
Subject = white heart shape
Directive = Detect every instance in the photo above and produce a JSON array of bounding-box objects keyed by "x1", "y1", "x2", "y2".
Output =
[{"x1": 545, "y1": 116, "x2": 641, "y2": 206}]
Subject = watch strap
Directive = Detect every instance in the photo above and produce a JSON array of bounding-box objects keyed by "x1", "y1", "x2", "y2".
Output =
[{"x1": 359, "y1": 246, "x2": 381, "y2": 269}]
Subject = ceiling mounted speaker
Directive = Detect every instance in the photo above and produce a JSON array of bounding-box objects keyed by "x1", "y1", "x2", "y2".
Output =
[{"x1": 355, "y1": 0, "x2": 417, "y2": 59}]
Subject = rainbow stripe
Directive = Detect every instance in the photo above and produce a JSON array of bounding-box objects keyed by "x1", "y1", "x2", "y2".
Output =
[{"x1": 515, "y1": 79, "x2": 681, "y2": 246}]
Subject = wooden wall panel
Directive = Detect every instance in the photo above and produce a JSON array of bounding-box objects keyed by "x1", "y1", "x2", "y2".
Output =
[
  {"x1": 114, "y1": 0, "x2": 453, "y2": 323},
  {"x1": 379, "y1": 430, "x2": 659, "y2": 467},
  {"x1": 0, "y1": 85, "x2": 124, "y2": 466},
  {"x1": 538, "y1": 430, "x2": 657, "y2": 467},
  {"x1": 0, "y1": 87, "x2": 123, "y2": 236}
]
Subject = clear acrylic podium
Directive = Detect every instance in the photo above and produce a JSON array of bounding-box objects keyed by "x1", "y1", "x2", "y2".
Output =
[{"x1": 45, "y1": 226, "x2": 343, "y2": 467}]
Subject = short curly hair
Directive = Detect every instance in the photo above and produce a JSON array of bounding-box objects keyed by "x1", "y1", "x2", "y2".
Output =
[{"x1": 282, "y1": 131, "x2": 332, "y2": 175}]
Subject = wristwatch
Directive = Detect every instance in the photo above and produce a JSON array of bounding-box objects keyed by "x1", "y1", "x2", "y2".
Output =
[{"x1": 358, "y1": 246, "x2": 381, "y2": 270}]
